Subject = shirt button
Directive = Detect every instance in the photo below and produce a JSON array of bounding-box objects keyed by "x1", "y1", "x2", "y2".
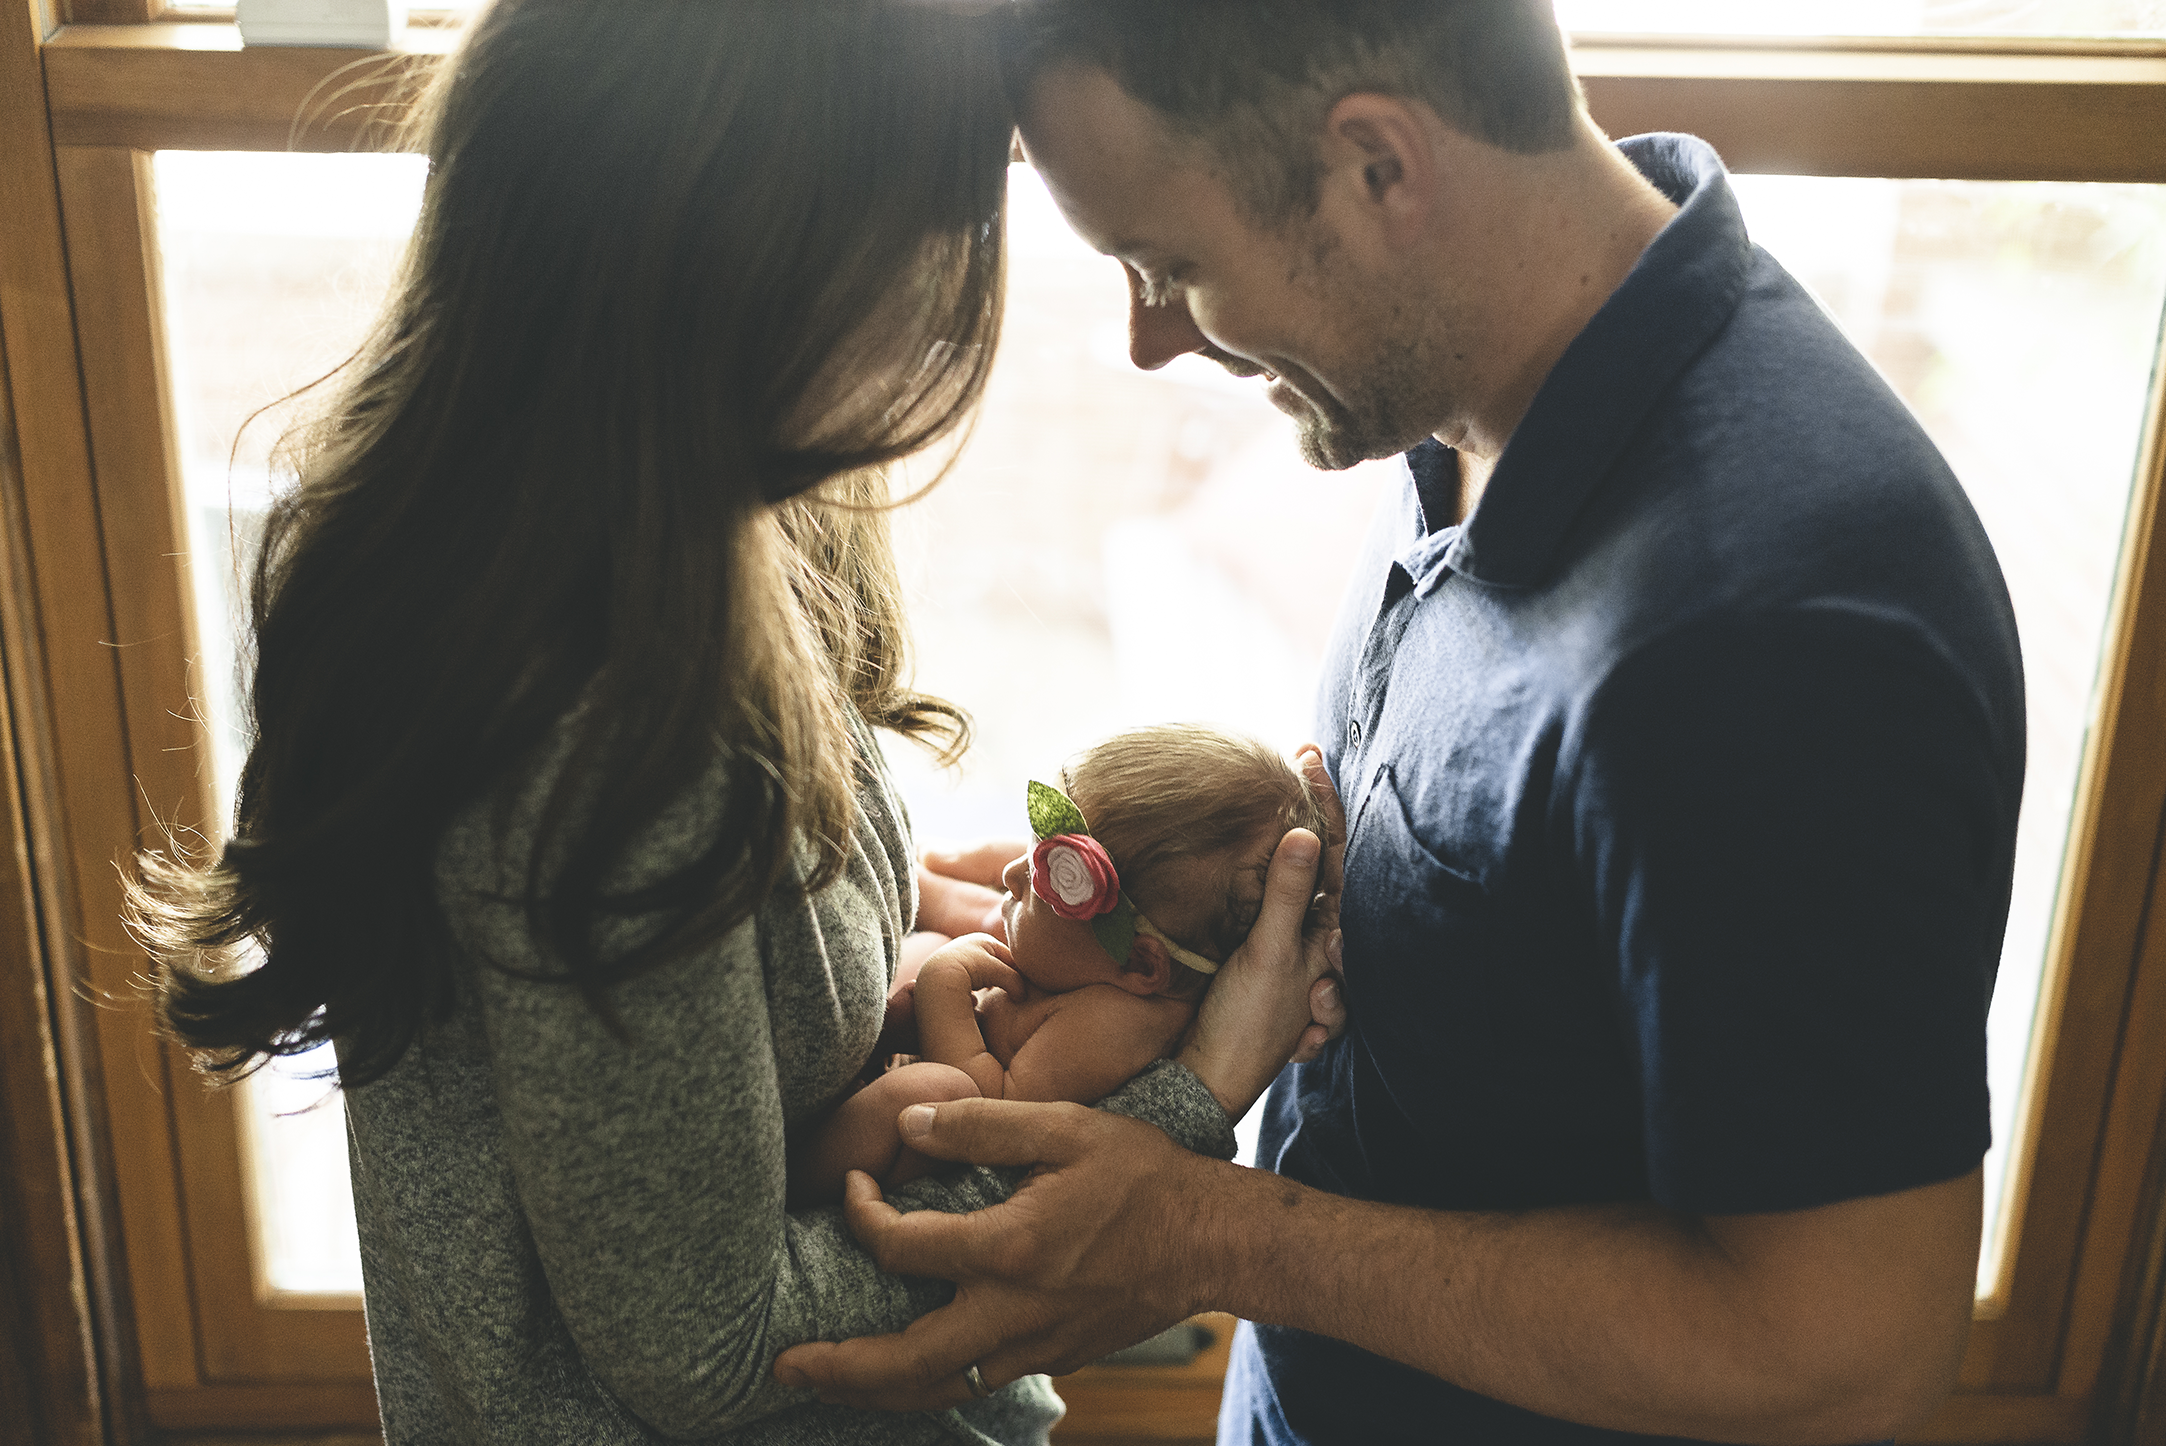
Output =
[{"x1": 1347, "y1": 717, "x2": 1363, "y2": 749}]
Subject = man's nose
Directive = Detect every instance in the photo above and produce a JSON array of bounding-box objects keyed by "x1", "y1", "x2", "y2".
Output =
[{"x1": 1124, "y1": 263, "x2": 1210, "y2": 371}]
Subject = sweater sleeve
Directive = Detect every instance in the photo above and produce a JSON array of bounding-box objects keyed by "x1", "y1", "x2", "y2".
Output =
[
  {"x1": 464, "y1": 908, "x2": 1233, "y2": 1438},
  {"x1": 443, "y1": 745, "x2": 1234, "y2": 1439},
  {"x1": 458, "y1": 897, "x2": 940, "y2": 1437}
]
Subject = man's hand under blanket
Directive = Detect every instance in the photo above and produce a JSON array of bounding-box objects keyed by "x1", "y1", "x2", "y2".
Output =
[
  {"x1": 774, "y1": 1111, "x2": 1983, "y2": 1444},
  {"x1": 773, "y1": 1101, "x2": 1207, "y2": 1412}
]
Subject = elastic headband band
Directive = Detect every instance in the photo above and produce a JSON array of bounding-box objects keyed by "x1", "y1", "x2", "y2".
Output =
[{"x1": 1133, "y1": 912, "x2": 1221, "y2": 977}]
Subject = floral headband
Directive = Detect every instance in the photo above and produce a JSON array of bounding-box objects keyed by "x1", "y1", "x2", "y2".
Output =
[{"x1": 1025, "y1": 781, "x2": 1220, "y2": 976}]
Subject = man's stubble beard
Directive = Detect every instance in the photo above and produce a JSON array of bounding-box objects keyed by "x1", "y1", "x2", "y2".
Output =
[
  {"x1": 1290, "y1": 373, "x2": 1430, "y2": 470},
  {"x1": 1282, "y1": 232, "x2": 1451, "y2": 473},
  {"x1": 1288, "y1": 331, "x2": 1445, "y2": 472}
]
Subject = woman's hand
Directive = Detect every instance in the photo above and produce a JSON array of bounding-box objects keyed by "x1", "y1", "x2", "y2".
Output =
[
  {"x1": 774, "y1": 1103, "x2": 1214, "y2": 1410},
  {"x1": 914, "y1": 842, "x2": 1025, "y2": 941}
]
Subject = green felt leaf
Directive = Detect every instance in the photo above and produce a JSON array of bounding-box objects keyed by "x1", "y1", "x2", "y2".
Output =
[
  {"x1": 1027, "y1": 780, "x2": 1091, "y2": 840},
  {"x1": 1091, "y1": 901, "x2": 1139, "y2": 968}
]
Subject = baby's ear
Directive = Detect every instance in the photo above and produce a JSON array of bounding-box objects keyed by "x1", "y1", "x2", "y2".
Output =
[{"x1": 1118, "y1": 934, "x2": 1174, "y2": 996}]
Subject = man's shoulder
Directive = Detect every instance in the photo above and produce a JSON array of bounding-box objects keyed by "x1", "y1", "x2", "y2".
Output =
[
  {"x1": 1663, "y1": 246, "x2": 1940, "y2": 491},
  {"x1": 1556, "y1": 252, "x2": 2013, "y2": 685}
]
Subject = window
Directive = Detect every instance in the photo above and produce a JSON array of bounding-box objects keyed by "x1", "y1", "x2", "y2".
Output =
[
  {"x1": 6, "y1": 4, "x2": 2166, "y2": 1439},
  {"x1": 156, "y1": 150, "x2": 422, "y2": 1302},
  {"x1": 1556, "y1": 0, "x2": 2166, "y2": 39}
]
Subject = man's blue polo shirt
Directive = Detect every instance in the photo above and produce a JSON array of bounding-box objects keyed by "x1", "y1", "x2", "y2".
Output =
[{"x1": 1223, "y1": 134, "x2": 2024, "y2": 1446}]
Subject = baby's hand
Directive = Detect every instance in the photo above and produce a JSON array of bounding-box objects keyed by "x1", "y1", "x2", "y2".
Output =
[
  {"x1": 917, "y1": 933, "x2": 1024, "y2": 999},
  {"x1": 909, "y1": 935, "x2": 1021, "y2": 1084}
]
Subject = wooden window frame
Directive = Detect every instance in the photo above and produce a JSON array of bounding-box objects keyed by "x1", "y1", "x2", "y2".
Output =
[
  {"x1": 59, "y1": 1, "x2": 473, "y2": 27},
  {"x1": 5, "y1": 9, "x2": 2166, "y2": 1442}
]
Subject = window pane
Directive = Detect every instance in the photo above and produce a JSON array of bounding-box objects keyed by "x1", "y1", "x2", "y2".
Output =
[
  {"x1": 153, "y1": 153, "x2": 2166, "y2": 1304},
  {"x1": 892, "y1": 171, "x2": 2166, "y2": 1285},
  {"x1": 1555, "y1": 0, "x2": 2166, "y2": 39},
  {"x1": 154, "y1": 150, "x2": 427, "y2": 1299},
  {"x1": 167, "y1": 1, "x2": 481, "y2": 11},
  {"x1": 1725, "y1": 176, "x2": 2166, "y2": 1290},
  {"x1": 168, "y1": 0, "x2": 2166, "y2": 38}
]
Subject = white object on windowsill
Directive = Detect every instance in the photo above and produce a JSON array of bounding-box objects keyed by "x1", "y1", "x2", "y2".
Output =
[{"x1": 236, "y1": 0, "x2": 407, "y2": 48}]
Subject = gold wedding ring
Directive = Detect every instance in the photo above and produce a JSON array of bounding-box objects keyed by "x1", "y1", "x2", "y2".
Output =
[{"x1": 964, "y1": 1363, "x2": 992, "y2": 1399}]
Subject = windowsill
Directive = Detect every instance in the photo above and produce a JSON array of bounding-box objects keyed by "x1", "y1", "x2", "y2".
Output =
[
  {"x1": 40, "y1": 23, "x2": 2166, "y2": 180},
  {"x1": 49, "y1": 19, "x2": 458, "y2": 53},
  {"x1": 50, "y1": 20, "x2": 2166, "y2": 69}
]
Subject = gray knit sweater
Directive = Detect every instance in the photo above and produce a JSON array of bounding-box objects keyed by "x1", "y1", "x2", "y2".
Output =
[{"x1": 341, "y1": 720, "x2": 1236, "y2": 1444}]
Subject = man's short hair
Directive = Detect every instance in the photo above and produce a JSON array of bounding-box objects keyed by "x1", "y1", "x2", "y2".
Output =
[{"x1": 1002, "y1": 0, "x2": 1584, "y2": 226}]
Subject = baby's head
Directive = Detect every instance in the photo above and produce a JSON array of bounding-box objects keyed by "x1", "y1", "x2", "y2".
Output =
[{"x1": 1000, "y1": 725, "x2": 1331, "y2": 1001}]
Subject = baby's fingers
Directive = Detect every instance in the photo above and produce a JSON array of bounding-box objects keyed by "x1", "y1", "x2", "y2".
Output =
[{"x1": 955, "y1": 934, "x2": 1023, "y2": 994}]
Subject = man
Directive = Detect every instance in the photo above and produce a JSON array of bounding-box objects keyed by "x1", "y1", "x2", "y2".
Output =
[{"x1": 779, "y1": 3, "x2": 2021, "y2": 1441}]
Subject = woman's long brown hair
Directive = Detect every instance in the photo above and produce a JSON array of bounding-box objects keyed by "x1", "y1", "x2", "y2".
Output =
[{"x1": 128, "y1": 0, "x2": 1010, "y2": 1088}]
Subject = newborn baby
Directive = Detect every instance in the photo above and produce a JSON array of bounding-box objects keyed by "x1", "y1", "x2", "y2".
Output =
[{"x1": 788, "y1": 724, "x2": 1329, "y2": 1204}]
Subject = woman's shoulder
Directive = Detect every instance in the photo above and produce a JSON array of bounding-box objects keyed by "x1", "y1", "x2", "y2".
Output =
[
  {"x1": 430, "y1": 702, "x2": 912, "y2": 995},
  {"x1": 432, "y1": 701, "x2": 741, "y2": 899},
  {"x1": 435, "y1": 697, "x2": 595, "y2": 896},
  {"x1": 437, "y1": 700, "x2": 911, "y2": 899}
]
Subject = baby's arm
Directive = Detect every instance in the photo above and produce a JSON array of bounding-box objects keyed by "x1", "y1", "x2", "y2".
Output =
[
  {"x1": 1001, "y1": 989, "x2": 1194, "y2": 1105},
  {"x1": 785, "y1": 1060, "x2": 982, "y2": 1208},
  {"x1": 910, "y1": 933, "x2": 1021, "y2": 1102},
  {"x1": 788, "y1": 939, "x2": 1019, "y2": 1206}
]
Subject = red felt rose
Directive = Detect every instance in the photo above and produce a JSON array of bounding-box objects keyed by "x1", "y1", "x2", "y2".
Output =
[{"x1": 1031, "y1": 834, "x2": 1120, "y2": 920}]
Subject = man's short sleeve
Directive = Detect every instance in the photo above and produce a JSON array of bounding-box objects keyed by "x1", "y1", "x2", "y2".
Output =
[{"x1": 1567, "y1": 603, "x2": 2015, "y2": 1214}]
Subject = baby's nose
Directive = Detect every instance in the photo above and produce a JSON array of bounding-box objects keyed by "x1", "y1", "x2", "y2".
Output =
[{"x1": 1001, "y1": 853, "x2": 1029, "y2": 895}]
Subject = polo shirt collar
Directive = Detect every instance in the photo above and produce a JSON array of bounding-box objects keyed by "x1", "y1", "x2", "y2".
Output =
[{"x1": 1407, "y1": 133, "x2": 1754, "y2": 589}]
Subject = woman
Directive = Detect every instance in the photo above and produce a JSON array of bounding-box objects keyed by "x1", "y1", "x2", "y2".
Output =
[{"x1": 129, "y1": 3, "x2": 1255, "y2": 1441}]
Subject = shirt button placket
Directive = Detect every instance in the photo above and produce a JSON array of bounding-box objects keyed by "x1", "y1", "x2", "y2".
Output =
[{"x1": 1349, "y1": 566, "x2": 1413, "y2": 765}]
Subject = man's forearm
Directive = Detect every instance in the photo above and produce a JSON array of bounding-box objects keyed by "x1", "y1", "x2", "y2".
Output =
[{"x1": 1188, "y1": 1157, "x2": 1979, "y2": 1446}]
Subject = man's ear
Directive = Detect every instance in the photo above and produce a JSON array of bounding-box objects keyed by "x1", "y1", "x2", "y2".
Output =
[
  {"x1": 1317, "y1": 93, "x2": 1438, "y2": 245},
  {"x1": 1118, "y1": 934, "x2": 1175, "y2": 996}
]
